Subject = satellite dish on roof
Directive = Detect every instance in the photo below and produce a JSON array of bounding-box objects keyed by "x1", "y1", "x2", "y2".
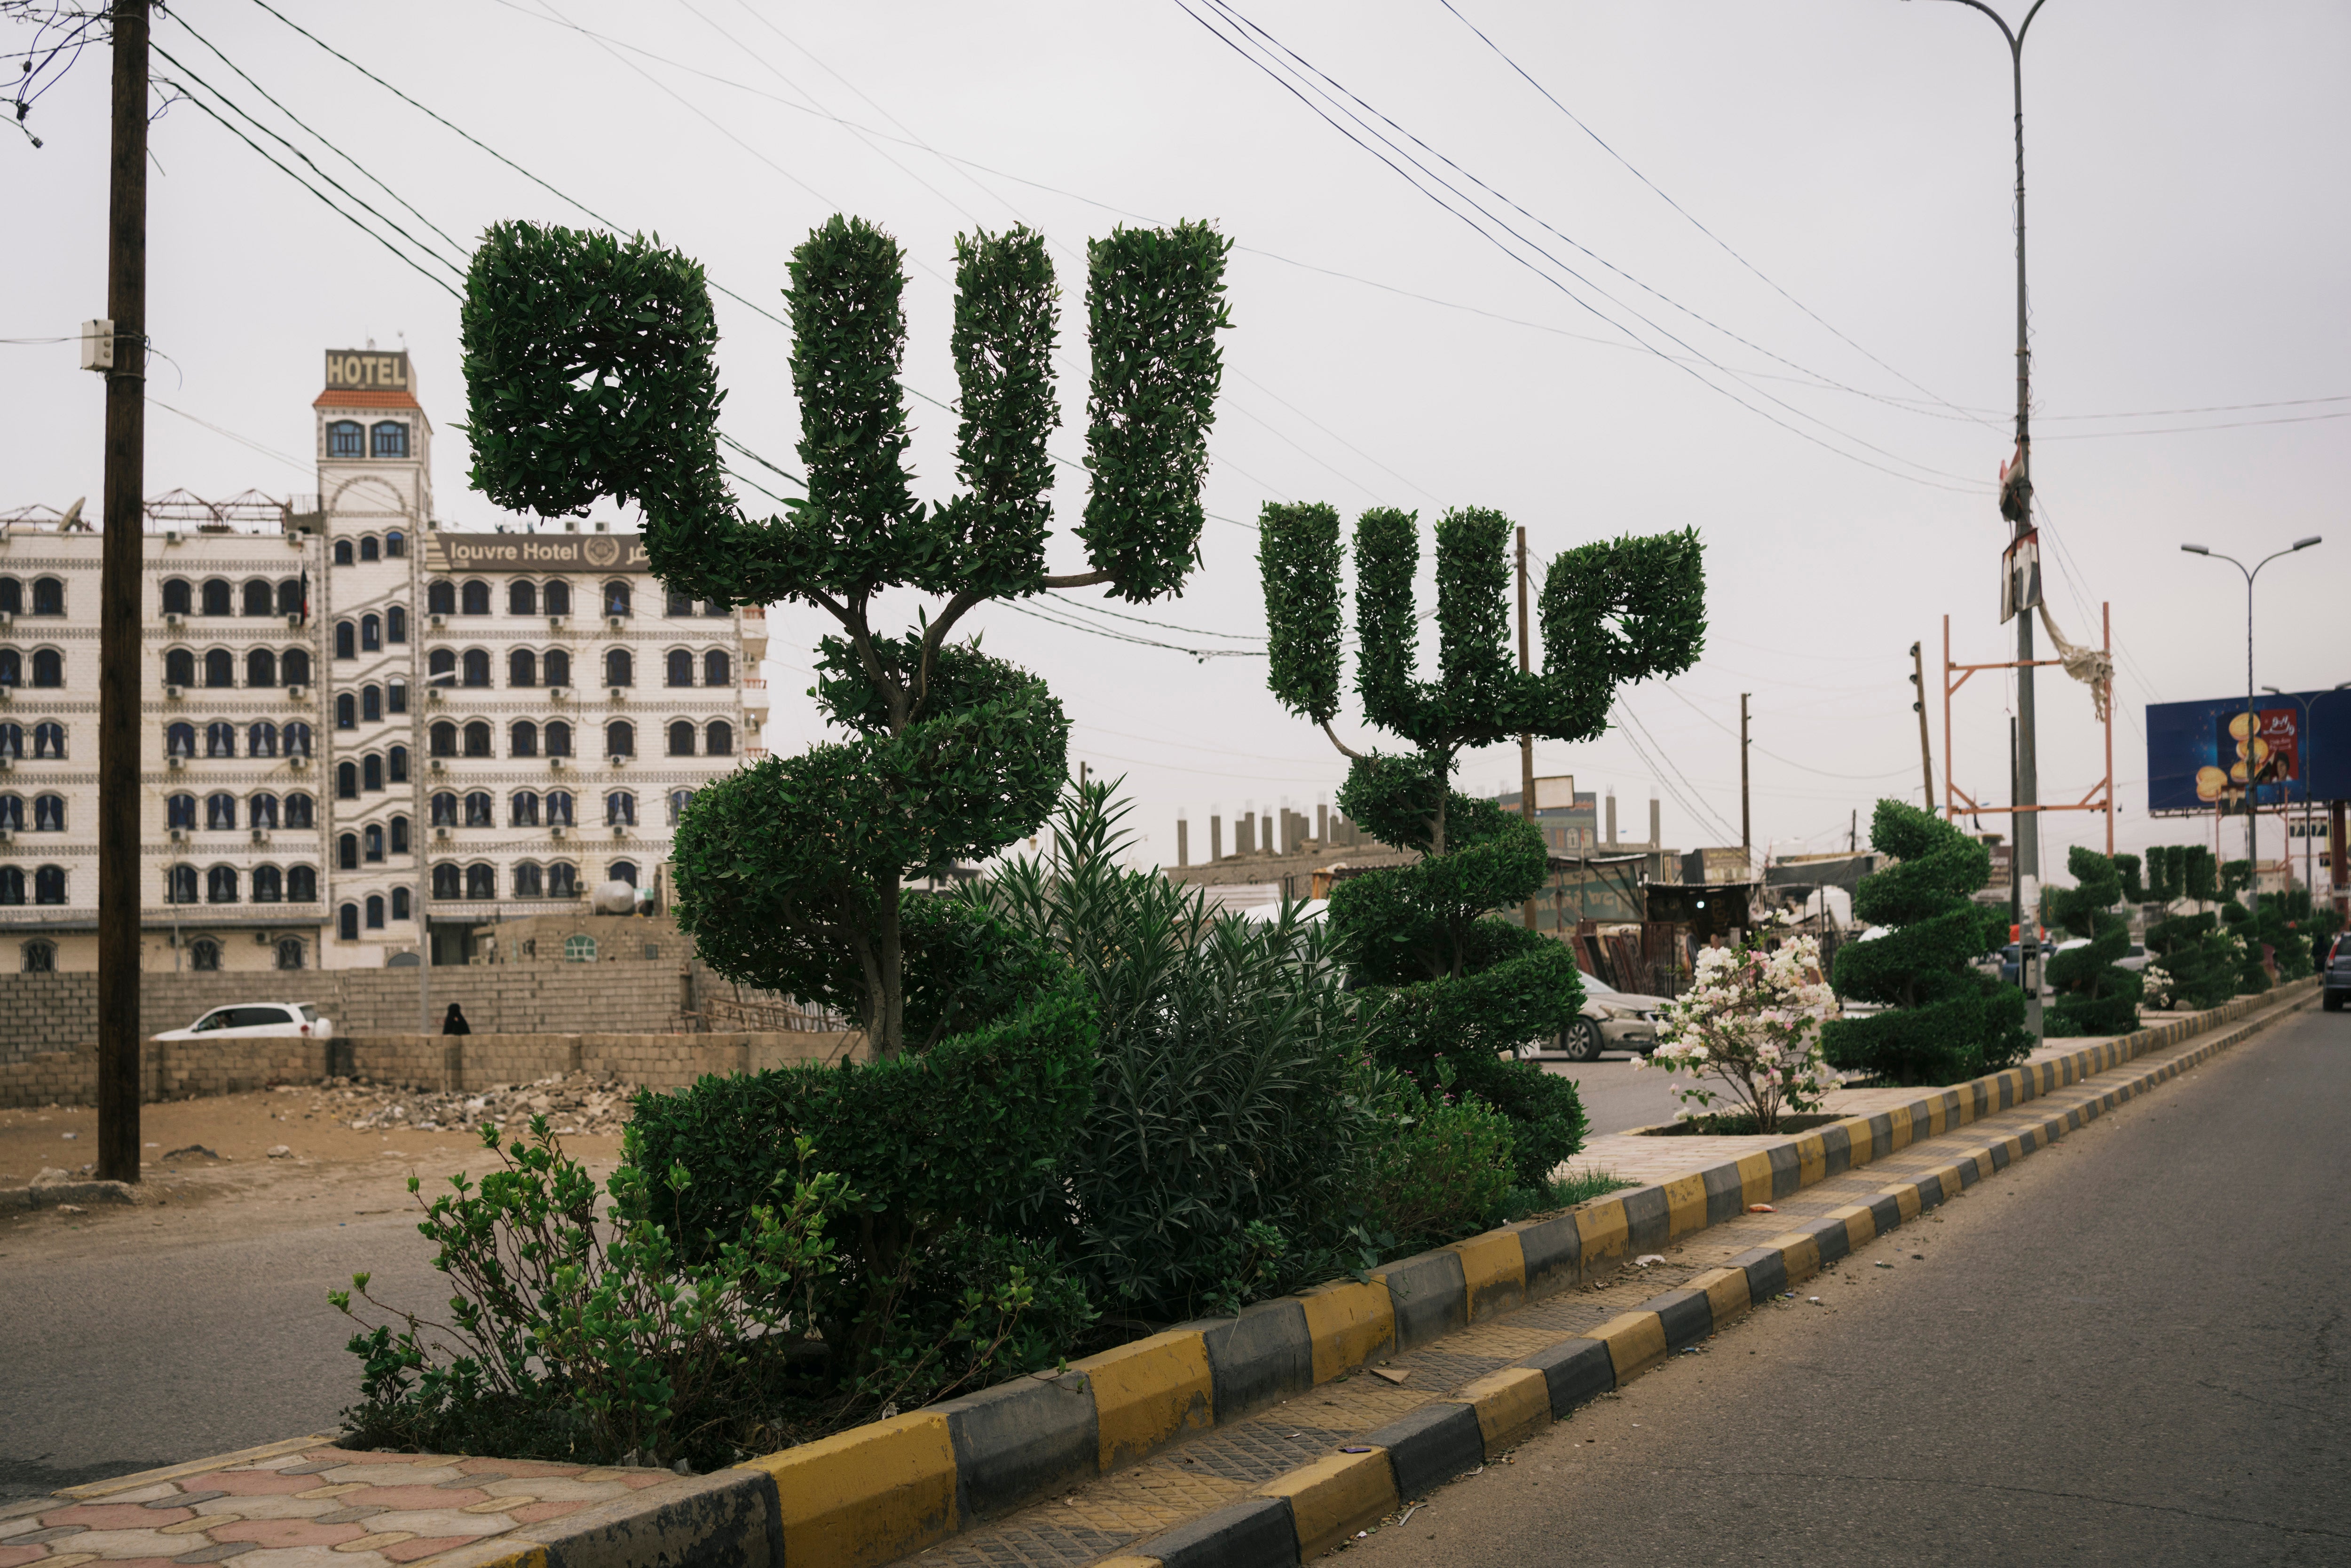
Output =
[{"x1": 591, "y1": 880, "x2": 637, "y2": 914}]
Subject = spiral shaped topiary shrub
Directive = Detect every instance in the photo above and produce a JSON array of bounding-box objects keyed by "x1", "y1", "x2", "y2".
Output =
[{"x1": 2044, "y1": 845, "x2": 2141, "y2": 1037}]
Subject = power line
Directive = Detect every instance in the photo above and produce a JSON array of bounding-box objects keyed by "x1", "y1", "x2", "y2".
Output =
[
  {"x1": 1040, "y1": 590, "x2": 1266, "y2": 643},
  {"x1": 997, "y1": 598, "x2": 1269, "y2": 662}
]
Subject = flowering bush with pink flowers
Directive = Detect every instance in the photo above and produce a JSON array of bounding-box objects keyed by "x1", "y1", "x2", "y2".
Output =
[{"x1": 1643, "y1": 931, "x2": 1841, "y2": 1134}]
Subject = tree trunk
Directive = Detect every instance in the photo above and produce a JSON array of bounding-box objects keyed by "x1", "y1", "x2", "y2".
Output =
[{"x1": 873, "y1": 877, "x2": 904, "y2": 1060}]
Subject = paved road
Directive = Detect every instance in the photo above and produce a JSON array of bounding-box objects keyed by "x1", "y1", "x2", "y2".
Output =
[
  {"x1": 1538, "y1": 1054, "x2": 1682, "y2": 1135},
  {"x1": 1352, "y1": 1001, "x2": 2351, "y2": 1567}
]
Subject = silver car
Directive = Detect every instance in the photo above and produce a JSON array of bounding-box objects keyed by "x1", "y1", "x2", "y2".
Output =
[
  {"x1": 1515, "y1": 974, "x2": 1671, "y2": 1063},
  {"x1": 152, "y1": 1002, "x2": 333, "y2": 1042}
]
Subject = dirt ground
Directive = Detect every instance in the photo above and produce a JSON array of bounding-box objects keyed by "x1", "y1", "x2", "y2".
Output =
[{"x1": 0, "y1": 1085, "x2": 629, "y2": 1258}]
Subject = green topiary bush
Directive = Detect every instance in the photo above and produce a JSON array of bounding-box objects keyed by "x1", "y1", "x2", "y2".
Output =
[
  {"x1": 2044, "y1": 845, "x2": 2142, "y2": 1037},
  {"x1": 1824, "y1": 800, "x2": 2031, "y2": 1085}
]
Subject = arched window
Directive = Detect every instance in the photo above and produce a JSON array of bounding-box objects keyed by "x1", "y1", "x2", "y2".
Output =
[
  {"x1": 161, "y1": 579, "x2": 191, "y2": 616},
  {"x1": 511, "y1": 720, "x2": 538, "y2": 758},
  {"x1": 361, "y1": 613, "x2": 380, "y2": 651},
  {"x1": 364, "y1": 824, "x2": 385, "y2": 862},
  {"x1": 206, "y1": 864, "x2": 239, "y2": 904},
  {"x1": 428, "y1": 647, "x2": 456, "y2": 681},
  {"x1": 371, "y1": 420, "x2": 409, "y2": 458},
  {"x1": 390, "y1": 886, "x2": 410, "y2": 920},
  {"x1": 31, "y1": 649, "x2": 61, "y2": 687},
  {"x1": 338, "y1": 833, "x2": 359, "y2": 870},
  {"x1": 359, "y1": 535, "x2": 381, "y2": 564},
  {"x1": 282, "y1": 648, "x2": 312, "y2": 687},
  {"x1": 511, "y1": 790, "x2": 541, "y2": 827},
  {"x1": 545, "y1": 790, "x2": 575, "y2": 826},
  {"x1": 166, "y1": 722, "x2": 196, "y2": 757},
  {"x1": 327, "y1": 419, "x2": 363, "y2": 457},
  {"x1": 241, "y1": 579, "x2": 273, "y2": 616},
  {"x1": 388, "y1": 745, "x2": 408, "y2": 783},
  {"x1": 276, "y1": 936, "x2": 306, "y2": 969},
  {"x1": 668, "y1": 720, "x2": 696, "y2": 757},
  {"x1": 0, "y1": 866, "x2": 20, "y2": 905},
  {"x1": 427, "y1": 580, "x2": 456, "y2": 616},
  {"x1": 513, "y1": 861, "x2": 543, "y2": 898},
  {"x1": 704, "y1": 650, "x2": 731, "y2": 687},
  {"x1": 335, "y1": 621, "x2": 356, "y2": 660},
  {"x1": 362, "y1": 685, "x2": 382, "y2": 723},
  {"x1": 189, "y1": 936, "x2": 223, "y2": 972},
  {"x1": 246, "y1": 647, "x2": 278, "y2": 688},
  {"x1": 606, "y1": 720, "x2": 634, "y2": 758},
  {"x1": 607, "y1": 860, "x2": 639, "y2": 888},
  {"x1": 249, "y1": 793, "x2": 279, "y2": 830},
  {"x1": 202, "y1": 648, "x2": 233, "y2": 687},
  {"x1": 386, "y1": 531, "x2": 406, "y2": 559},
  {"x1": 604, "y1": 580, "x2": 632, "y2": 617},
  {"x1": 251, "y1": 864, "x2": 282, "y2": 903},
  {"x1": 336, "y1": 693, "x2": 357, "y2": 730},
  {"x1": 333, "y1": 539, "x2": 354, "y2": 567},
  {"x1": 32, "y1": 721, "x2": 63, "y2": 758},
  {"x1": 666, "y1": 588, "x2": 693, "y2": 618},
  {"x1": 386, "y1": 605, "x2": 407, "y2": 642},
  {"x1": 32, "y1": 793, "x2": 64, "y2": 831},
  {"x1": 509, "y1": 648, "x2": 537, "y2": 687},
  {"x1": 667, "y1": 650, "x2": 694, "y2": 687},
  {"x1": 509, "y1": 580, "x2": 538, "y2": 615},
  {"x1": 22, "y1": 937, "x2": 57, "y2": 972},
  {"x1": 339, "y1": 903, "x2": 360, "y2": 941},
  {"x1": 429, "y1": 721, "x2": 457, "y2": 757},
  {"x1": 544, "y1": 720, "x2": 573, "y2": 758},
  {"x1": 284, "y1": 722, "x2": 313, "y2": 757},
  {"x1": 390, "y1": 815, "x2": 410, "y2": 855},
  {"x1": 430, "y1": 791, "x2": 458, "y2": 826},
  {"x1": 0, "y1": 724, "x2": 17, "y2": 760},
  {"x1": 705, "y1": 719, "x2": 734, "y2": 756},
  {"x1": 433, "y1": 862, "x2": 461, "y2": 898},
  {"x1": 461, "y1": 580, "x2": 490, "y2": 615},
  {"x1": 201, "y1": 578, "x2": 232, "y2": 616},
  {"x1": 460, "y1": 648, "x2": 489, "y2": 688},
  {"x1": 164, "y1": 648, "x2": 194, "y2": 687},
  {"x1": 205, "y1": 722, "x2": 236, "y2": 758},
  {"x1": 277, "y1": 579, "x2": 303, "y2": 617},
  {"x1": 544, "y1": 580, "x2": 572, "y2": 616},
  {"x1": 288, "y1": 864, "x2": 317, "y2": 902},
  {"x1": 0, "y1": 577, "x2": 16, "y2": 615},
  {"x1": 549, "y1": 861, "x2": 579, "y2": 898},
  {"x1": 27, "y1": 576, "x2": 60, "y2": 615},
  {"x1": 544, "y1": 649, "x2": 571, "y2": 688},
  {"x1": 363, "y1": 753, "x2": 383, "y2": 792},
  {"x1": 284, "y1": 793, "x2": 315, "y2": 829},
  {"x1": 465, "y1": 861, "x2": 497, "y2": 898},
  {"x1": 668, "y1": 788, "x2": 697, "y2": 826},
  {"x1": 606, "y1": 791, "x2": 636, "y2": 827},
  {"x1": 0, "y1": 649, "x2": 18, "y2": 687},
  {"x1": 33, "y1": 866, "x2": 65, "y2": 905},
  {"x1": 605, "y1": 648, "x2": 633, "y2": 688},
  {"x1": 365, "y1": 894, "x2": 386, "y2": 929},
  {"x1": 165, "y1": 864, "x2": 197, "y2": 904},
  {"x1": 0, "y1": 795, "x2": 20, "y2": 831},
  {"x1": 463, "y1": 721, "x2": 492, "y2": 758},
  {"x1": 166, "y1": 793, "x2": 196, "y2": 830},
  {"x1": 465, "y1": 791, "x2": 494, "y2": 827},
  {"x1": 336, "y1": 761, "x2": 358, "y2": 800}
]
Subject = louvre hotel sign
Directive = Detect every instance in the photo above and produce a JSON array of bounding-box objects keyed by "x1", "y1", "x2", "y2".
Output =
[{"x1": 426, "y1": 532, "x2": 653, "y2": 574}]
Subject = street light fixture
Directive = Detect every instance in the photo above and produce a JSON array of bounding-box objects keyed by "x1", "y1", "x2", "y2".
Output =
[{"x1": 2179, "y1": 535, "x2": 2324, "y2": 871}]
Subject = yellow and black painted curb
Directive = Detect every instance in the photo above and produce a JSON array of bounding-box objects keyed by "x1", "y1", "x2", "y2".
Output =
[{"x1": 82, "y1": 982, "x2": 2317, "y2": 1568}]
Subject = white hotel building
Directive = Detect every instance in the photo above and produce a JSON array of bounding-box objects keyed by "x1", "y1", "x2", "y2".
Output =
[{"x1": 0, "y1": 348, "x2": 766, "y2": 974}]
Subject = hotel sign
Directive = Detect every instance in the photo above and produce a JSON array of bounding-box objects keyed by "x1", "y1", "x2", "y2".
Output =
[
  {"x1": 323, "y1": 349, "x2": 412, "y2": 393},
  {"x1": 426, "y1": 532, "x2": 652, "y2": 574}
]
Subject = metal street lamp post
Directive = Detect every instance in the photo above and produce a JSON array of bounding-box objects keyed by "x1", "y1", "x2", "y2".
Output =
[{"x1": 2179, "y1": 536, "x2": 2323, "y2": 872}]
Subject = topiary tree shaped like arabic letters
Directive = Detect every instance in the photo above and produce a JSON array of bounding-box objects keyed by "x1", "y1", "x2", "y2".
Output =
[
  {"x1": 2043, "y1": 845, "x2": 2140, "y2": 1037},
  {"x1": 462, "y1": 217, "x2": 1230, "y2": 1059},
  {"x1": 1259, "y1": 503, "x2": 1705, "y2": 1183},
  {"x1": 1824, "y1": 800, "x2": 2029, "y2": 1084}
]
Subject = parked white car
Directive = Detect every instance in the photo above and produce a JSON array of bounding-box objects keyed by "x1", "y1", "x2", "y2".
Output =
[
  {"x1": 1515, "y1": 973, "x2": 1672, "y2": 1063},
  {"x1": 151, "y1": 1002, "x2": 333, "y2": 1042}
]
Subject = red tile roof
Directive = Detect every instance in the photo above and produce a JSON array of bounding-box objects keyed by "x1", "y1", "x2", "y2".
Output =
[{"x1": 313, "y1": 388, "x2": 423, "y2": 410}]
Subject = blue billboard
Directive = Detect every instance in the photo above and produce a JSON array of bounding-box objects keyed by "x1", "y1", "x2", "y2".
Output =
[{"x1": 2146, "y1": 689, "x2": 2351, "y2": 815}]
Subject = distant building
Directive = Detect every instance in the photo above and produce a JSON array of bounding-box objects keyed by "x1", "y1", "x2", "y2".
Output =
[{"x1": 1496, "y1": 777, "x2": 1680, "y2": 930}]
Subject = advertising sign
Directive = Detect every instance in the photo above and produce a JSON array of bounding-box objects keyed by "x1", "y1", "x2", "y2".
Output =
[
  {"x1": 2000, "y1": 529, "x2": 2041, "y2": 625},
  {"x1": 2146, "y1": 689, "x2": 2351, "y2": 814},
  {"x1": 424, "y1": 531, "x2": 652, "y2": 574}
]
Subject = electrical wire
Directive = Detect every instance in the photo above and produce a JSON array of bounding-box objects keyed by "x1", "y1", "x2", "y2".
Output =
[
  {"x1": 996, "y1": 598, "x2": 1269, "y2": 662},
  {"x1": 1040, "y1": 591, "x2": 1267, "y2": 643}
]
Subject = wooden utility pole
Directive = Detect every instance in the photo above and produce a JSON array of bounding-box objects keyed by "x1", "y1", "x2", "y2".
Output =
[
  {"x1": 1515, "y1": 527, "x2": 1538, "y2": 930},
  {"x1": 1738, "y1": 693, "x2": 1751, "y2": 857},
  {"x1": 1909, "y1": 640, "x2": 1935, "y2": 810},
  {"x1": 96, "y1": 0, "x2": 150, "y2": 1185}
]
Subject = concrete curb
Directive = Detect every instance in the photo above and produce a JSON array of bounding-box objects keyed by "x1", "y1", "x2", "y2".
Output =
[{"x1": 49, "y1": 983, "x2": 2312, "y2": 1568}]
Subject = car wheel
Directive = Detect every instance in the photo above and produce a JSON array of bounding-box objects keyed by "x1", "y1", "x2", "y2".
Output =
[{"x1": 1562, "y1": 1018, "x2": 1606, "y2": 1062}]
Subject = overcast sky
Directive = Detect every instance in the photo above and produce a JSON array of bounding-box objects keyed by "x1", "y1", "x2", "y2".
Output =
[{"x1": 8, "y1": 0, "x2": 2347, "y2": 879}]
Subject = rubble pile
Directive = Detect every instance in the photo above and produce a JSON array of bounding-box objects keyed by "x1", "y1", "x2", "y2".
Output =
[{"x1": 317, "y1": 1072, "x2": 638, "y2": 1137}]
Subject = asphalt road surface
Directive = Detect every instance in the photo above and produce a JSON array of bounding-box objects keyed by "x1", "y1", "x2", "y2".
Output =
[
  {"x1": 1539, "y1": 1053, "x2": 1681, "y2": 1135},
  {"x1": 1350, "y1": 1000, "x2": 2351, "y2": 1567}
]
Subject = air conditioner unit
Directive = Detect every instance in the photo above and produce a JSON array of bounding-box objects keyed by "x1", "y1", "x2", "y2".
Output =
[
  {"x1": 429, "y1": 613, "x2": 447, "y2": 630},
  {"x1": 549, "y1": 755, "x2": 567, "y2": 772},
  {"x1": 286, "y1": 754, "x2": 308, "y2": 771},
  {"x1": 550, "y1": 824, "x2": 567, "y2": 840},
  {"x1": 0, "y1": 754, "x2": 12, "y2": 771},
  {"x1": 607, "y1": 615, "x2": 626, "y2": 630},
  {"x1": 285, "y1": 613, "x2": 302, "y2": 630},
  {"x1": 163, "y1": 611, "x2": 183, "y2": 629},
  {"x1": 0, "y1": 611, "x2": 13, "y2": 630},
  {"x1": 165, "y1": 684, "x2": 184, "y2": 700},
  {"x1": 607, "y1": 754, "x2": 628, "y2": 768},
  {"x1": 428, "y1": 757, "x2": 447, "y2": 772},
  {"x1": 163, "y1": 528, "x2": 183, "y2": 545},
  {"x1": 612, "y1": 824, "x2": 628, "y2": 838},
  {"x1": 548, "y1": 686, "x2": 570, "y2": 701},
  {"x1": 250, "y1": 828, "x2": 269, "y2": 845},
  {"x1": 607, "y1": 686, "x2": 625, "y2": 702},
  {"x1": 428, "y1": 687, "x2": 445, "y2": 705},
  {"x1": 166, "y1": 754, "x2": 186, "y2": 771},
  {"x1": 0, "y1": 828, "x2": 14, "y2": 846},
  {"x1": 434, "y1": 825, "x2": 451, "y2": 841},
  {"x1": 254, "y1": 930, "x2": 273, "y2": 946},
  {"x1": 168, "y1": 826, "x2": 188, "y2": 843},
  {"x1": 548, "y1": 615, "x2": 569, "y2": 631},
  {"x1": 285, "y1": 684, "x2": 307, "y2": 701}
]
